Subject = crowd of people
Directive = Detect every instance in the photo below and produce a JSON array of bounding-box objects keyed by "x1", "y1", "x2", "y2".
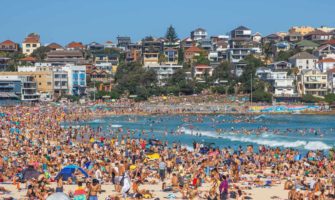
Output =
[{"x1": 0, "y1": 102, "x2": 335, "y2": 200}]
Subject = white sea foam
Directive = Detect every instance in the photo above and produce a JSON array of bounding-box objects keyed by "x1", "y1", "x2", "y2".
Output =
[
  {"x1": 91, "y1": 119, "x2": 105, "y2": 123},
  {"x1": 183, "y1": 128, "x2": 331, "y2": 150},
  {"x1": 304, "y1": 141, "x2": 332, "y2": 150},
  {"x1": 111, "y1": 124, "x2": 122, "y2": 128}
]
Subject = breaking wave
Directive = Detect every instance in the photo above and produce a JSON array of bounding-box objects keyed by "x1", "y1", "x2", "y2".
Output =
[{"x1": 183, "y1": 128, "x2": 332, "y2": 150}]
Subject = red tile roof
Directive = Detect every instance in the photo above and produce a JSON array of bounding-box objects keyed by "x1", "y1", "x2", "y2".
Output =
[
  {"x1": 23, "y1": 37, "x2": 40, "y2": 43},
  {"x1": 67, "y1": 42, "x2": 84, "y2": 49},
  {"x1": 318, "y1": 58, "x2": 335, "y2": 63},
  {"x1": 323, "y1": 39, "x2": 335, "y2": 45},
  {"x1": 47, "y1": 43, "x2": 63, "y2": 49},
  {"x1": 0, "y1": 40, "x2": 16, "y2": 45},
  {"x1": 185, "y1": 46, "x2": 202, "y2": 53},
  {"x1": 20, "y1": 57, "x2": 36, "y2": 62}
]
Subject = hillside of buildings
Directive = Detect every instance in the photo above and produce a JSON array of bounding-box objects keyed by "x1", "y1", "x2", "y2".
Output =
[{"x1": 1, "y1": 25, "x2": 335, "y2": 104}]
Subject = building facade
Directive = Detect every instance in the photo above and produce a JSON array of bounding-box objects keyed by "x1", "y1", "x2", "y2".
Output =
[{"x1": 22, "y1": 33, "x2": 41, "y2": 55}]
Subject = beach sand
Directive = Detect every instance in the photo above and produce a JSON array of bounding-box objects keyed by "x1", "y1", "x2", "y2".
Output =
[{"x1": 1, "y1": 181, "x2": 289, "y2": 200}]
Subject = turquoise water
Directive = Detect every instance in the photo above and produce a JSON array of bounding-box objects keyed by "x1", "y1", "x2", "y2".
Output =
[{"x1": 65, "y1": 114, "x2": 335, "y2": 152}]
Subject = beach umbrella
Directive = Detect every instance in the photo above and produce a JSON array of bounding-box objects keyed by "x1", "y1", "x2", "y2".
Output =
[
  {"x1": 55, "y1": 164, "x2": 89, "y2": 181},
  {"x1": 22, "y1": 166, "x2": 41, "y2": 181},
  {"x1": 46, "y1": 192, "x2": 71, "y2": 200}
]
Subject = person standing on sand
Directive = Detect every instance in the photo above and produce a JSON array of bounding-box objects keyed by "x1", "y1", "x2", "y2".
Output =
[
  {"x1": 87, "y1": 179, "x2": 101, "y2": 200},
  {"x1": 159, "y1": 158, "x2": 166, "y2": 181},
  {"x1": 219, "y1": 175, "x2": 228, "y2": 200}
]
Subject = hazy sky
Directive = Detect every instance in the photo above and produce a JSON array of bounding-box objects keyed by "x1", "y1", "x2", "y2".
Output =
[{"x1": 1, "y1": 0, "x2": 334, "y2": 45}]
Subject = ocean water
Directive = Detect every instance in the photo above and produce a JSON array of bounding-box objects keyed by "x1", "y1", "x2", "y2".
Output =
[{"x1": 65, "y1": 114, "x2": 335, "y2": 152}]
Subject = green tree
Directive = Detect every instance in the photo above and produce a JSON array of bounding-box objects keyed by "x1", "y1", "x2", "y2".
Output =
[
  {"x1": 178, "y1": 48, "x2": 184, "y2": 65},
  {"x1": 194, "y1": 52, "x2": 209, "y2": 65},
  {"x1": 301, "y1": 94, "x2": 321, "y2": 103},
  {"x1": 165, "y1": 25, "x2": 178, "y2": 42},
  {"x1": 239, "y1": 55, "x2": 264, "y2": 93},
  {"x1": 252, "y1": 89, "x2": 272, "y2": 102},
  {"x1": 31, "y1": 46, "x2": 51, "y2": 61},
  {"x1": 275, "y1": 49, "x2": 299, "y2": 61},
  {"x1": 212, "y1": 61, "x2": 233, "y2": 81},
  {"x1": 325, "y1": 93, "x2": 335, "y2": 104},
  {"x1": 168, "y1": 69, "x2": 187, "y2": 85}
]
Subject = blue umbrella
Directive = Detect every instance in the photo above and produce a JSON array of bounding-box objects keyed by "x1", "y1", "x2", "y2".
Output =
[{"x1": 55, "y1": 165, "x2": 89, "y2": 181}]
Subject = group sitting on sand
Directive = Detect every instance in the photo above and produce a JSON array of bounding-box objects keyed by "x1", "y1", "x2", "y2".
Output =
[{"x1": 0, "y1": 103, "x2": 335, "y2": 200}]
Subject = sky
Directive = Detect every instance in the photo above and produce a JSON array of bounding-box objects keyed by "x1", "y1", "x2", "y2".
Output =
[{"x1": 1, "y1": 0, "x2": 334, "y2": 45}]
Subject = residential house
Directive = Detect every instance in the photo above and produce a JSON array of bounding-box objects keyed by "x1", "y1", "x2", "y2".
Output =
[
  {"x1": 46, "y1": 43, "x2": 63, "y2": 50},
  {"x1": 252, "y1": 32, "x2": 262, "y2": 43},
  {"x1": 299, "y1": 69, "x2": 328, "y2": 96},
  {"x1": 94, "y1": 53, "x2": 118, "y2": 65},
  {"x1": 0, "y1": 40, "x2": 18, "y2": 52},
  {"x1": 316, "y1": 26, "x2": 335, "y2": 33},
  {"x1": 184, "y1": 46, "x2": 203, "y2": 63},
  {"x1": 191, "y1": 28, "x2": 207, "y2": 41},
  {"x1": 181, "y1": 37, "x2": 194, "y2": 49},
  {"x1": 268, "y1": 61, "x2": 292, "y2": 71},
  {"x1": 318, "y1": 58, "x2": 335, "y2": 73},
  {"x1": 230, "y1": 26, "x2": 252, "y2": 48},
  {"x1": 163, "y1": 48, "x2": 178, "y2": 65},
  {"x1": 117, "y1": 36, "x2": 131, "y2": 50},
  {"x1": 288, "y1": 26, "x2": 315, "y2": 36},
  {"x1": 45, "y1": 49, "x2": 85, "y2": 65},
  {"x1": 87, "y1": 42, "x2": 104, "y2": 53},
  {"x1": 288, "y1": 52, "x2": 318, "y2": 71},
  {"x1": 304, "y1": 30, "x2": 333, "y2": 41},
  {"x1": 142, "y1": 38, "x2": 163, "y2": 66},
  {"x1": 0, "y1": 57, "x2": 10, "y2": 71},
  {"x1": 104, "y1": 41, "x2": 117, "y2": 49},
  {"x1": 228, "y1": 48, "x2": 252, "y2": 63},
  {"x1": 256, "y1": 67, "x2": 272, "y2": 80},
  {"x1": 19, "y1": 57, "x2": 36, "y2": 65},
  {"x1": 17, "y1": 64, "x2": 70, "y2": 98},
  {"x1": 267, "y1": 71, "x2": 295, "y2": 96},
  {"x1": 22, "y1": 33, "x2": 41, "y2": 55},
  {"x1": 193, "y1": 64, "x2": 213, "y2": 80},
  {"x1": 0, "y1": 74, "x2": 41, "y2": 101},
  {"x1": 146, "y1": 64, "x2": 182, "y2": 85},
  {"x1": 284, "y1": 32, "x2": 303, "y2": 42},
  {"x1": 199, "y1": 38, "x2": 212, "y2": 51},
  {"x1": 294, "y1": 40, "x2": 319, "y2": 51},
  {"x1": 327, "y1": 68, "x2": 335, "y2": 93},
  {"x1": 16, "y1": 68, "x2": 54, "y2": 99},
  {"x1": 87, "y1": 68, "x2": 112, "y2": 83},
  {"x1": 262, "y1": 33, "x2": 282, "y2": 44},
  {"x1": 0, "y1": 76, "x2": 21, "y2": 103},
  {"x1": 52, "y1": 68, "x2": 68, "y2": 97},
  {"x1": 66, "y1": 42, "x2": 85, "y2": 50},
  {"x1": 273, "y1": 42, "x2": 290, "y2": 55},
  {"x1": 229, "y1": 26, "x2": 253, "y2": 63},
  {"x1": 62, "y1": 64, "x2": 86, "y2": 96},
  {"x1": 314, "y1": 44, "x2": 335, "y2": 59},
  {"x1": 126, "y1": 44, "x2": 142, "y2": 63}
]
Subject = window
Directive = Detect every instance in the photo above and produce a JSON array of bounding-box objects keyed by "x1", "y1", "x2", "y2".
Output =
[
  {"x1": 47, "y1": 82, "x2": 51, "y2": 86},
  {"x1": 26, "y1": 44, "x2": 31, "y2": 48},
  {"x1": 39, "y1": 83, "x2": 41, "y2": 85},
  {"x1": 39, "y1": 75, "x2": 41, "y2": 78},
  {"x1": 33, "y1": 44, "x2": 37, "y2": 47}
]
